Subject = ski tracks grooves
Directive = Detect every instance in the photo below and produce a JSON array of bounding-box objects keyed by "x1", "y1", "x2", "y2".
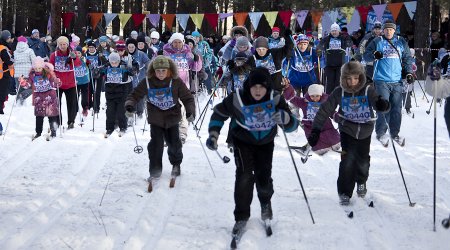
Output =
[{"x1": 0, "y1": 141, "x2": 116, "y2": 249}]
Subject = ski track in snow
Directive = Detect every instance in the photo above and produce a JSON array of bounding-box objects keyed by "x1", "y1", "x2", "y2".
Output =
[{"x1": 0, "y1": 83, "x2": 450, "y2": 250}]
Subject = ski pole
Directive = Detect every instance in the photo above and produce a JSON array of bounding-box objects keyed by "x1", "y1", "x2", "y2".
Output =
[
  {"x1": 2, "y1": 87, "x2": 18, "y2": 141},
  {"x1": 215, "y1": 150, "x2": 230, "y2": 163},
  {"x1": 56, "y1": 83, "x2": 64, "y2": 137},
  {"x1": 432, "y1": 79, "x2": 437, "y2": 231},
  {"x1": 131, "y1": 120, "x2": 143, "y2": 154},
  {"x1": 442, "y1": 214, "x2": 450, "y2": 229},
  {"x1": 411, "y1": 88, "x2": 418, "y2": 107},
  {"x1": 300, "y1": 144, "x2": 313, "y2": 163},
  {"x1": 417, "y1": 80, "x2": 430, "y2": 103},
  {"x1": 90, "y1": 68, "x2": 96, "y2": 132},
  {"x1": 280, "y1": 123, "x2": 315, "y2": 224},
  {"x1": 193, "y1": 127, "x2": 216, "y2": 178},
  {"x1": 142, "y1": 107, "x2": 148, "y2": 135},
  {"x1": 426, "y1": 97, "x2": 434, "y2": 114},
  {"x1": 72, "y1": 58, "x2": 84, "y2": 127}
]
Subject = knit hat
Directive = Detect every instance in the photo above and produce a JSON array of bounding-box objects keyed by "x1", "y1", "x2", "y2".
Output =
[
  {"x1": 145, "y1": 36, "x2": 151, "y2": 43},
  {"x1": 312, "y1": 31, "x2": 318, "y2": 37},
  {"x1": 130, "y1": 30, "x2": 138, "y2": 38},
  {"x1": 1, "y1": 30, "x2": 11, "y2": 41},
  {"x1": 373, "y1": 21, "x2": 382, "y2": 29},
  {"x1": 272, "y1": 27, "x2": 280, "y2": 33},
  {"x1": 150, "y1": 31, "x2": 160, "y2": 39},
  {"x1": 99, "y1": 36, "x2": 109, "y2": 43},
  {"x1": 244, "y1": 67, "x2": 271, "y2": 93},
  {"x1": 410, "y1": 48, "x2": 415, "y2": 57},
  {"x1": 32, "y1": 56, "x2": 54, "y2": 71},
  {"x1": 152, "y1": 56, "x2": 171, "y2": 70},
  {"x1": 87, "y1": 40, "x2": 96, "y2": 47},
  {"x1": 296, "y1": 34, "x2": 309, "y2": 44},
  {"x1": 307, "y1": 84, "x2": 324, "y2": 96},
  {"x1": 185, "y1": 38, "x2": 195, "y2": 47},
  {"x1": 235, "y1": 51, "x2": 248, "y2": 61},
  {"x1": 17, "y1": 36, "x2": 28, "y2": 43},
  {"x1": 108, "y1": 52, "x2": 121, "y2": 63},
  {"x1": 254, "y1": 36, "x2": 269, "y2": 49},
  {"x1": 236, "y1": 36, "x2": 249, "y2": 48},
  {"x1": 126, "y1": 38, "x2": 138, "y2": 47},
  {"x1": 137, "y1": 35, "x2": 146, "y2": 43},
  {"x1": 56, "y1": 36, "x2": 69, "y2": 46},
  {"x1": 383, "y1": 20, "x2": 396, "y2": 30},
  {"x1": 111, "y1": 35, "x2": 120, "y2": 42},
  {"x1": 330, "y1": 23, "x2": 341, "y2": 32},
  {"x1": 191, "y1": 31, "x2": 201, "y2": 37},
  {"x1": 75, "y1": 46, "x2": 83, "y2": 52},
  {"x1": 115, "y1": 40, "x2": 126, "y2": 51},
  {"x1": 168, "y1": 32, "x2": 185, "y2": 44},
  {"x1": 71, "y1": 33, "x2": 80, "y2": 43},
  {"x1": 45, "y1": 35, "x2": 52, "y2": 42},
  {"x1": 31, "y1": 29, "x2": 39, "y2": 35}
]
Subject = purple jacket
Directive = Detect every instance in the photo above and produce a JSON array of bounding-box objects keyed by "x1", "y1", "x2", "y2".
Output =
[
  {"x1": 284, "y1": 85, "x2": 340, "y2": 151},
  {"x1": 163, "y1": 44, "x2": 202, "y2": 89}
]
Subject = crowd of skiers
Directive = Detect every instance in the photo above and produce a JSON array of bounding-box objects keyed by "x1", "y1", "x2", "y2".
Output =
[{"x1": 1, "y1": 19, "x2": 450, "y2": 233}]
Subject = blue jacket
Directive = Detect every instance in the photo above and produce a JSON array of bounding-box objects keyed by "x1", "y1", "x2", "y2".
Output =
[
  {"x1": 363, "y1": 35, "x2": 413, "y2": 83},
  {"x1": 28, "y1": 38, "x2": 49, "y2": 58},
  {"x1": 284, "y1": 48, "x2": 318, "y2": 88}
]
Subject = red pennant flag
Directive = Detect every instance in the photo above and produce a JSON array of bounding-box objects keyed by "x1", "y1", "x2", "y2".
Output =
[
  {"x1": 89, "y1": 13, "x2": 103, "y2": 29},
  {"x1": 278, "y1": 11, "x2": 293, "y2": 28},
  {"x1": 161, "y1": 14, "x2": 176, "y2": 29},
  {"x1": 356, "y1": 6, "x2": 371, "y2": 25},
  {"x1": 204, "y1": 13, "x2": 219, "y2": 30},
  {"x1": 132, "y1": 14, "x2": 147, "y2": 28},
  {"x1": 62, "y1": 12, "x2": 75, "y2": 29}
]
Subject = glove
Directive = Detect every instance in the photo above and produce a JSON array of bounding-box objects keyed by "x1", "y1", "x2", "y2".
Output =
[
  {"x1": 283, "y1": 84, "x2": 295, "y2": 101},
  {"x1": 307, "y1": 128, "x2": 321, "y2": 147},
  {"x1": 373, "y1": 51, "x2": 383, "y2": 60},
  {"x1": 54, "y1": 78, "x2": 62, "y2": 87},
  {"x1": 186, "y1": 113, "x2": 195, "y2": 123},
  {"x1": 69, "y1": 51, "x2": 77, "y2": 59},
  {"x1": 406, "y1": 74, "x2": 414, "y2": 84},
  {"x1": 125, "y1": 111, "x2": 135, "y2": 118},
  {"x1": 125, "y1": 105, "x2": 135, "y2": 113},
  {"x1": 229, "y1": 39, "x2": 236, "y2": 48},
  {"x1": 272, "y1": 110, "x2": 290, "y2": 125},
  {"x1": 193, "y1": 53, "x2": 199, "y2": 62},
  {"x1": 375, "y1": 96, "x2": 390, "y2": 111},
  {"x1": 206, "y1": 131, "x2": 219, "y2": 150}
]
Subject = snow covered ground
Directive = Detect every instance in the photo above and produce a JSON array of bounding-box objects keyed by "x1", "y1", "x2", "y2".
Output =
[{"x1": 0, "y1": 82, "x2": 449, "y2": 250}]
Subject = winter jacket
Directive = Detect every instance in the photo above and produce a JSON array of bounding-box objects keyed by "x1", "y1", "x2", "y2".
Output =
[
  {"x1": 363, "y1": 35, "x2": 413, "y2": 83},
  {"x1": 357, "y1": 32, "x2": 378, "y2": 63},
  {"x1": 49, "y1": 49, "x2": 81, "y2": 90},
  {"x1": 268, "y1": 36, "x2": 285, "y2": 49},
  {"x1": 197, "y1": 40, "x2": 214, "y2": 67},
  {"x1": 99, "y1": 61, "x2": 134, "y2": 100},
  {"x1": 0, "y1": 39, "x2": 14, "y2": 80},
  {"x1": 318, "y1": 35, "x2": 353, "y2": 68},
  {"x1": 129, "y1": 50, "x2": 150, "y2": 87},
  {"x1": 223, "y1": 61, "x2": 252, "y2": 93},
  {"x1": 13, "y1": 42, "x2": 36, "y2": 78},
  {"x1": 74, "y1": 57, "x2": 90, "y2": 85},
  {"x1": 220, "y1": 41, "x2": 253, "y2": 63},
  {"x1": 284, "y1": 47, "x2": 319, "y2": 88},
  {"x1": 209, "y1": 89, "x2": 298, "y2": 146},
  {"x1": 28, "y1": 37, "x2": 49, "y2": 58},
  {"x1": 163, "y1": 43, "x2": 202, "y2": 89},
  {"x1": 125, "y1": 57, "x2": 195, "y2": 129},
  {"x1": 28, "y1": 70, "x2": 60, "y2": 117}
]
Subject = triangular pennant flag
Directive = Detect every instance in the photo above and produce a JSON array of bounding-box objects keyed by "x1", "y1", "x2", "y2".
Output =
[
  {"x1": 104, "y1": 13, "x2": 117, "y2": 27},
  {"x1": 248, "y1": 12, "x2": 263, "y2": 30},
  {"x1": 322, "y1": 13, "x2": 333, "y2": 35},
  {"x1": 204, "y1": 13, "x2": 219, "y2": 30},
  {"x1": 296, "y1": 10, "x2": 309, "y2": 28},
  {"x1": 278, "y1": 10, "x2": 293, "y2": 27},
  {"x1": 404, "y1": 1, "x2": 417, "y2": 20},
  {"x1": 372, "y1": 4, "x2": 387, "y2": 21},
  {"x1": 387, "y1": 3, "x2": 403, "y2": 22},
  {"x1": 47, "y1": 15, "x2": 52, "y2": 35},
  {"x1": 132, "y1": 14, "x2": 146, "y2": 28},
  {"x1": 89, "y1": 13, "x2": 103, "y2": 29},
  {"x1": 325, "y1": 9, "x2": 339, "y2": 23},
  {"x1": 234, "y1": 13, "x2": 248, "y2": 26},
  {"x1": 356, "y1": 5, "x2": 371, "y2": 25},
  {"x1": 62, "y1": 12, "x2": 75, "y2": 29},
  {"x1": 219, "y1": 13, "x2": 233, "y2": 20},
  {"x1": 341, "y1": 7, "x2": 355, "y2": 24},
  {"x1": 310, "y1": 10, "x2": 322, "y2": 27},
  {"x1": 347, "y1": 10, "x2": 361, "y2": 34},
  {"x1": 190, "y1": 14, "x2": 205, "y2": 29},
  {"x1": 161, "y1": 14, "x2": 176, "y2": 29},
  {"x1": 147, "y1": 14, "x2": 160, "y2": 27},
  {"x1": 176, "y1": 14, "x2": 190, "y2": 31},
  {"x1": 118, "y1": 14, "x2": 132, "y2": 29},
  {"x1": 263, "y1": 11, "x2": 278, "y2": 28}
]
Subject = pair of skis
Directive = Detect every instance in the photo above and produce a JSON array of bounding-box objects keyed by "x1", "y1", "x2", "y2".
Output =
[
  {"x1": 230, "y1": 220, "x2": 272, "y2": 249},
  {"x1": 147, "y1": 175, "x2": 177, "y2": 193},
  {"x1": 343, "y1": 196, "x2": 375, "y2": 219}
]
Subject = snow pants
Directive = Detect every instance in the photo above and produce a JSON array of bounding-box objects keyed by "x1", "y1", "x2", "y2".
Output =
[
  {"x1": 324, "y1": 66, "x2": 341, "y2": 94},
  {"x1": 58, "y1": 87, "x2": 78, "y2": 126}
]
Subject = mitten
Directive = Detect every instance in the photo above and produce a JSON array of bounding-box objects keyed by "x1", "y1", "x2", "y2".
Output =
[
  {"x1": 206, "y1": 131, "x2": 219, "y2": 150},
  {"x1": 307, "y1": 128, "x2": 321, "y2": 147},
  {"x1": 272, "y1": 110, "x2": 290, "y2": 125},
  {"x1": 375, "y1": 97, "x2": 390, "y2": 111},
  {"x1": 373, "y1": 51, "x2": 383, "y2": 60}
]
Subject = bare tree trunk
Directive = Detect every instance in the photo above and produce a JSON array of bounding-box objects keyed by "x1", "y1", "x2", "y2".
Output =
[
  {"x1": 74, "y1": 0, "x2": 87, "y2": 40},
  {"x1": 414, "y1": 0, "x2": 431, "y2": 80},
  {"x1": 51, "y1": 0, "x2": 62, "y2": 37},
  {"x1": 112, "y1": 0, "x2": 121, "y2": 36},
  {"x1": 431, "y1": 0, "x2": 440, "y2": 32}
]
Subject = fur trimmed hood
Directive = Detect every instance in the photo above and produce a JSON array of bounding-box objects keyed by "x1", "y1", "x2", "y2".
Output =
[
  {"x1": 340, "y1": 61, "x2": 367, "y2": 93},
  {"x1": 230, "y1": 26, "x2": 249, "y2": 38},
  {"x1": 147, "y1": 55, "x2": 179, "y2": 79}
]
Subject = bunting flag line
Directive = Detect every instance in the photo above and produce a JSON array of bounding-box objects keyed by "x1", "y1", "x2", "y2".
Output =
[
  {"x1": 204, "y1": 13, "x2": 219, "y2": 30},
  {"x1": 372, "y1": 4, "x2": 387, "y2": 21},
  {"x1": 118, "y1": 14, "x2": 132, "y2": 29},
  {"x1": 249, "y1": 12, "x2": 264, "y2": 30},
  {"x1": 311, "y1": 10, "x2": 322, "y2": 27},
  {"x1": 403, "y1": 1, "x2": 417, "y2": 20},
  {"x1": 387, "y1": 3, "x2": 403, "y2": 22},
  {"x1": 176, "y1": 14, "x2": 190, "y2": 31},
  {"x1": 47, "y1": 15, "x2": 52, "y2": 34},
  {"x1": 147, "y1": 14, "x2": 160, "y2": 27},
  {"x1": 356, "y1": 5, "x2": 371, "y2": 25},
  {"x1": 278, "y1": 10, "x2": 292, "y2": 27},
  {"x1": 263, "y1": 11, "x2": 278, "y2": 28},
  {"x1": 341, "y1": 7, "x2": 355, "y2": 24},
  {"x1": 295, "y1": 10, "x2": 308, "y2": 28},
  {"x1": 89, "y1": 13, "x2": 103, "y2": 30},
  {"x1": 132, "y1": 14, "x2": 146, "y2": 28},
  {"x1": 219, "y1": 13, "x2": 233, "y2": 20},
  {"x1": 190, "y1": 14, "x2": 205, "y2": 29},
  {"x1": 62, "y1": 12, "x2": 75, "y2": 29},
  {"x1": 347, "y1": 10, "x2": 361, "y2": 34},
  {"x1": 234, "y1": 13, "x2": 248, "y2": 26},
  {"x1": 161, "y1": 14, "x2": 176, "y2": 29},
  {"x1": 104, "y1": 13, "x2": 118, "y2": 27}
]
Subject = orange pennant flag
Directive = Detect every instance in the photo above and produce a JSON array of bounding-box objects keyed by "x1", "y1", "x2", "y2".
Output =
[
  {"x1": 161, "y1": 14, "x2": 176, "y2": 29},
  {"x1": 234, "y1": 12, "x2": 248, "y2": 26},
  {"x1": 310, "y1": 10, "x2": 322, "y2": 27},
  {"x1": 387, "y1": 3, "x2": 403, "y2": 22},
  {"x1": 89, "y1": 13, "x2": 103, "y2": 29}
]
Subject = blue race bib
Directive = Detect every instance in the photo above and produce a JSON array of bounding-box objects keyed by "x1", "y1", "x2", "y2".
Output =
[
  {"x1": 304, "y1": 102, "x2": 320, "y2": 121},
  {"x1": 54, "y1": 56, "x2": 70, "y2": 71},
  {"x1": 106, "y1": 67, "x2": 122, "y2": 83},
  {"x1": 33, "y1": 75, "x2": 53, "y2": 93},
  {"x1": 341, "y1": 95, "x2": 371, "y2": 123},
  {"x1": 148, "y1": 85, "x2": 175, "y2": 110},
  {"x1": 242, "y1": 100, "x2": 276, "y2": 131},
  {"x1": 255, "y1": 54, "x2": 277, "y2": 75}
]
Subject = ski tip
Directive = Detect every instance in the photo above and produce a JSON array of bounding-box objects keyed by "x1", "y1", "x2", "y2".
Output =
[
  {"x1": 347, "y1": 211, "x2": 354, "y2": 218},
  {"x1": 147, "y1": 182, "x2": 153, "y2": 193},
  {"x1": 368, "y1": 201, "x2": 374, "y2": 207},
  {"x1": 169, "y1": 178, "x2": 176, "y2": 188},
  {"x1": 230, "y1": 238, "x2": 237, "y2": 249},
  {"x1": 266, "y1": 226, "x2": 273, "y2": 236}
]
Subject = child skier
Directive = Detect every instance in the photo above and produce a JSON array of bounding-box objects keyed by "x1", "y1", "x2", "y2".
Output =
[
  {"x1": 100, "y1": 52, "x2": 133, "y2": 137},
  {"x1": 283, "y1": 83, "x2": 340, "y2": 155},
  {"x1": 26, "y1": 56, "x2": 61, "y2": 140},
  {"x1": 125, "y1": 56, "x2": 195, "y2": 191},
  {"x1": 307, "y1": 61, "x2": 390, "y2": 205},
  {"x1": 206, "y1": 67, "x2": 298, "y2": 237},
  {"x1": 74, "y1": 46, "x2": 92, "y2": 117}
]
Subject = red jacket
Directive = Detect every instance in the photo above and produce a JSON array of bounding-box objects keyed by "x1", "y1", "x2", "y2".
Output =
[{"x1": 49, "y1": 49, "x2": 81, "y2": 90}]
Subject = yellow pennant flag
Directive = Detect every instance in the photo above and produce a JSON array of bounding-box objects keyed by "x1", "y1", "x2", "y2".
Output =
[
  {"x1": 341, "y1": 7, "x2": 355, "y2": 23},
  {"x1": 118, "y1": 14, "x2": 132, "y2": 29},
  {"x1": 190, "y1": 14, "x2": 205, "y2": 29},
  {"x1": 264, "y1": 11, "x2": 278, "y2": 28}
]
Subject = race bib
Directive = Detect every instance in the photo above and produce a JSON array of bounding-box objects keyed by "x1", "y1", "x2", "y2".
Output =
[
  {"x1": 33, "y1": 75, "x2": 53, "y2": 93},
  {"x1": 74, "y1": 65, "x2": 88, "y2": 78},
  {"x1": 54, "y1": 56, "x2": 70, "y2": 72},
  {"x1": 294, "y1": 56, "x2": 313, "y2": 72},
  {"x1": 148, "y1": 86, "x2": 175, "y2": 110},
  {"x1": 382, "y1": 41, "x2": 400, "y2": 59},
  {"x1": 304, "y1": 102, "x2": 320, "y2": 121},
  {"x1": 242, "y1": 100, "x2": 276, "y2": 131},
  {"x1": 106, "y1": 67, "x2": 122, "y2": 83},
  {"x1": 341, "y1": 95, "x2": 371, "y2": 123},
  {"x1": 170, "y1": 54, "x2": 189, "y2": 70},
  {"x1": 329, "y1": 38, "x2": 342, "y2": 50},
  {"x1": 86, "y1": 55, "x2": 99, "y2": 68},
  {"x1": 255, "y1": 54, "x2": 277, "y2": 75},
  {"x1": 232, "y1": 73, "x2": 248, "y2": 91}
]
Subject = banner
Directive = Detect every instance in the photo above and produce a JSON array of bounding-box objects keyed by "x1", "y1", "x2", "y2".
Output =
[
  {"x1": 366, "y1": 9, "x2": 393, "y2": 32},
  {"x1": 161, "y1": 14, "x2": 176, "y2": 29},
  {"x1": 278, "y1": 10, "x2": 292, "y2": 27},
  {"x1": 403, "y1": 1, "x2": 417, "y2": 20},
  {"x1": 321, "y1": 12, "x2": 333, "y2": 36},
  {"x1": 118, "y1": 14, "x2": 132, "y2": 29},
  {"x1": 249, "y1": 12, "x2": 263, "y2": 30},
  {"x1": 62, "y1": 12, "x2": 75, "y2": 29},
  {"x1": 176, "y1": 14, "x2": 190, "y2": 31},
  {"x1": 372, "y1": 4, "x2": 387, "y2": 21},
  {"x1": 104, "y1": 13, "x2": 117, "y2": 27},
  {"x1": 387, "y1": 3, "x2": 403, "y2": 21},
  {"x1": 147, "y1": 14, "x2": 160, "y2": 27},
  {"x1": 295, "y1": 10, "x2": 308, "y2": 28},
  {"x1": 132, "y1": 14, "x2": 146, "y2": 28},
  {"x1": 204, "y1": 13, "x2": 219, "y2": 30},
  {"x1": 190, "y1": 14, "x2": 205, "y2": 29},
  {"x1": 234, "y1": 13, "x2": 248, "y2": 26},
  {"x1": 347, "y1": 10, "x2": 361, "y2": 34},
  {"x1": 325, "y1": 9, "x2": 339, "y2": 23}
]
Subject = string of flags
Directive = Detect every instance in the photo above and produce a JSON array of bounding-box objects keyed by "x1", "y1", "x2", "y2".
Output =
[{"x1": 59, "y1": 1, "x2": 417, "y2": 34}]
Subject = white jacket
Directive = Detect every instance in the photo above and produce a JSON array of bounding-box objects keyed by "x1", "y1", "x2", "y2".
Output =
[{"x1": 14, "y1": 42, "x2": 36, "y2": 78}]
